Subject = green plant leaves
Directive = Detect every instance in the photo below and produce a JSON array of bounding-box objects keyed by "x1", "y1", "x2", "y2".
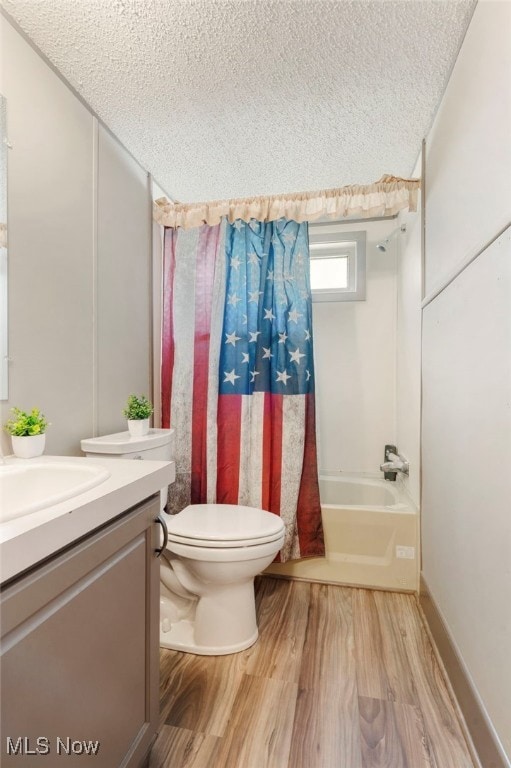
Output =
[
  {"x1": 122, "y1": 394, "x2": 154, "y2": 421},
  {"x1": 4, "y1": 407, "x2": 49, "y2": 436}
]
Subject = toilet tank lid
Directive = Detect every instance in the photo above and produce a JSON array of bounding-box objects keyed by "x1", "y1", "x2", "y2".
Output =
[{"x1": 81, "y1": 428, "x2": 174, "y2": 454}]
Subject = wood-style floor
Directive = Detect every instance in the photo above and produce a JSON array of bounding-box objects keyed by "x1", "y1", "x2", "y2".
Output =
[{"x1": 149, "y1": 577, "x2": 476, "y2": 768}]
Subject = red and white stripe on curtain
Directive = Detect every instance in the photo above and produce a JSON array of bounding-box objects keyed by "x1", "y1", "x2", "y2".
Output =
[{"x1": 161, "y1": 218, "x2": 324, "y2": 562}]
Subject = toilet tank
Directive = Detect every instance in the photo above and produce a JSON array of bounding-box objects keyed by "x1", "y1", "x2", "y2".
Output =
[
  {"x1": 81, "y1": 429, "x2": 175, "y2": 513},
  {"x1": 81, "y1": 429, "x2": 175, "y2": 462}
]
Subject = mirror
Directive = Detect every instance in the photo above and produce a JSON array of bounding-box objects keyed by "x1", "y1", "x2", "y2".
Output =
[{"x1": 0, "y1": 94, "x2": 8, "y2": 400}]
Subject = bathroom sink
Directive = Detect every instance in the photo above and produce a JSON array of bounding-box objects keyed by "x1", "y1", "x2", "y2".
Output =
[{"x1": 0, "y1": 462, "x2": 111, "y2": 523}]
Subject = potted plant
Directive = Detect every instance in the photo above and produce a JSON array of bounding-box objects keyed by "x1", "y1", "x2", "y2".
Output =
[
  {"x1": 123, "y1": 394, "x2": 153, "y2": 437},
  {"x1": 4, "y1": 407, "x2": 49, "y2": 458}
]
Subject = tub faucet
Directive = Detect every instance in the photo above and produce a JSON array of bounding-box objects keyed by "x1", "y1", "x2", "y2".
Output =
[{"x1": 380, "y1": 444, "x2": 409, "y2": 479}]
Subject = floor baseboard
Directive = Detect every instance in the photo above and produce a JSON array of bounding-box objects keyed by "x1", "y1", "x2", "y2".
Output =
[{"x1": 418, "y1": 574, "x2": 509, "y2": 768}]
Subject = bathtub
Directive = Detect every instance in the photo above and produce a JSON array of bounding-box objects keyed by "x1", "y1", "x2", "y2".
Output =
[{"x1": 265, "y1": 472, "x2": 418, "y2": 591}]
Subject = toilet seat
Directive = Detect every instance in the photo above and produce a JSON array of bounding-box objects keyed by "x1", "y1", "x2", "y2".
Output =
[
  {"x1": 165, "y1": 504, "x2": 285, "y2": 549},
  {"x1": 167, "y1": 530, "x2": 284, "y2": 548},
  {"x1": 165, "y1": 534, "x2": 285, "y2": 562}
]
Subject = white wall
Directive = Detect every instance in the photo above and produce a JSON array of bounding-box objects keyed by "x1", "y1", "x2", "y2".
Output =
[
  {"x1": 422, "y1": 227, "x2": 511, "y2": 759},
  {"x1": 1, "y1": 19, "x2": 94, "y2": 456},
  {"x1": 313, "y1": 218, "x2": 398, "y2": 475},
  {"x1": 421, "y1": 1, "x2": 511, "y2": 762},
  {"x1": 0, "y1": 19, "x2": 152, "y2": 455},
  {"x1": 396, "y1": 153, "x2": 422, "y2": 508},
  {"x1": 151, "y1": 181, "x2": 168, "y2": 429},
  {"x1": 424, "y1": 0, "x2": 510, "y2": 300},
  {"x1": 96, "y1": 125, "x2": 152, "y2": 437}
]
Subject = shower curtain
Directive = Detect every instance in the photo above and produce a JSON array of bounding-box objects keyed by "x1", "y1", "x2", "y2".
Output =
[{"x1": 161, "y1": 217, "x2": 324, "y2": 562}]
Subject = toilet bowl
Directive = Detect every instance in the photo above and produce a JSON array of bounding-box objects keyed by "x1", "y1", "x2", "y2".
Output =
[{"x1": 160, "y1": 503, "x2": 285, "y2": 655}]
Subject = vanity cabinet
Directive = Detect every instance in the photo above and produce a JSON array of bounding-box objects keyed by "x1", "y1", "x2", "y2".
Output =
[{"x1": 0, "y1": 495, "x2": 161, "y2": 767}]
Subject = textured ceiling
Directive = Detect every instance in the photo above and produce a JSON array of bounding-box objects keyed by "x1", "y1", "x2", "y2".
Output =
[{"x1": 3, "y1": 0, "x2": 475, "y2": 202}]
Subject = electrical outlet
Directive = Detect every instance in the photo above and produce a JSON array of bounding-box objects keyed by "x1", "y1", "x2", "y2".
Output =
[{"x1": 396, "y1": 545, "x2": 415, "y2": 560}]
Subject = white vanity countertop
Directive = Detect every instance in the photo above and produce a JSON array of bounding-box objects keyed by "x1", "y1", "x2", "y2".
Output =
[{"x1": 0, "y1": 455, "x2": 175, "y2": 584}]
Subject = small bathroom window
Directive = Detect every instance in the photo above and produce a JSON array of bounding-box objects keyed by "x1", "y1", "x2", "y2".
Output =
[{"x1": 309, "y1": 225, "x2": 366, "y2": 302}]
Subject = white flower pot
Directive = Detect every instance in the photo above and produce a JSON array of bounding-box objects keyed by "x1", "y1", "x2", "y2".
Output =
[
  {"x1": 127, "y1": 418, "x2": 150, "y2": 437},
  {"x1": 11, "y1": 433, "x2": 46, "y2": 459}
]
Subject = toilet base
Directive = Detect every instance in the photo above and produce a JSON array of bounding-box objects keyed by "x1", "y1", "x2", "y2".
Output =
[
  {"x1": 159, "y1": 568, "x2": 263, "y2": 655},
  {"x1": 160, "y1": 619, "x2": 258, "y2": 655}
]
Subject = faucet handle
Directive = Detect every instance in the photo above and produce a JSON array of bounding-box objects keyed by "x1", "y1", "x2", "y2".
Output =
[
  {"x1": 382, "y1": 444, "x2": 409, "y2": 477},
  {"x1": 384, "y1": 444, "x2": 397, "y2": 461}
]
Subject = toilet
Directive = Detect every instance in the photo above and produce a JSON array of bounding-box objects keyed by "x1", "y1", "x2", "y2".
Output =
[
  {"x1": 160, "y1": 503, "x2": 285, "y2": 655},
  {"x1": 80, "y1": 429, "x2": 285, "y2": 655}
]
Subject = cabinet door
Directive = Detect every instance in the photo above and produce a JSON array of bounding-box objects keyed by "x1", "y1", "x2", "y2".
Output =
[{"x1": 1, "y1": 496, "x2": 160, "y2": 768}]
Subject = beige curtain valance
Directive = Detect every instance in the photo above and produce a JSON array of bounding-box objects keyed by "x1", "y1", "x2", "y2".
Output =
[{"x1": 153, "y1": 175, "x2": 421, "y2": 230}]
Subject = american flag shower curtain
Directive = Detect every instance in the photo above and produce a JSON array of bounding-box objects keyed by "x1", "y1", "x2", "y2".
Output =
[{"x1": 161, "y1": 217, "x2": 324, "y2": 562}]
